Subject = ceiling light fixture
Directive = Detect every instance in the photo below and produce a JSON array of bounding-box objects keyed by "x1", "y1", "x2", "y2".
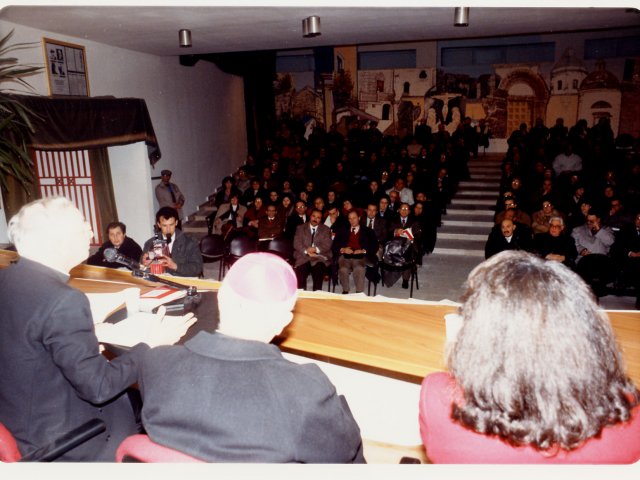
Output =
[
  {"x1": 179, "y1": 29, "x2": 192, "y2": 48},
  {"x1": 302, "y1": 16, "x2": 321, "y2": 38},
  {"x1": 454, "y1": 7, "x2": 469, "y2": 27}
]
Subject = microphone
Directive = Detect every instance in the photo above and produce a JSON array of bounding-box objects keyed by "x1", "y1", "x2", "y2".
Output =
[{"x1": 103, "y1": 248, "x2": 144, "y2": 271}]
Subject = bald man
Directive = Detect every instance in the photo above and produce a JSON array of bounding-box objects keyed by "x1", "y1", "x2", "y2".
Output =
[{"x1": 139, "y1": 253, "x2": 365, "y2": 462}]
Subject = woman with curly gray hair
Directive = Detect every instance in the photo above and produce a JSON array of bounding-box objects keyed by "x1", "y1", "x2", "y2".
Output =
[{"x1": 419, "y1": 250, "x2": 639, "y2": 463}]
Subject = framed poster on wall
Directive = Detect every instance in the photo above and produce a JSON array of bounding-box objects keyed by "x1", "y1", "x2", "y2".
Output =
[{"x1": 42, "y1": 38, "x2": 90, "y2": 96}]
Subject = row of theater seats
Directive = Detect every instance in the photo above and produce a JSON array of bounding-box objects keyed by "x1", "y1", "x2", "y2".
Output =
[{"x1": 199, "y1": 232, "x2": 420, "y2": 297}]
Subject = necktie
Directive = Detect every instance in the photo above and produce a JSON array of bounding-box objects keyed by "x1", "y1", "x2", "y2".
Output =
[
  {"x1": 367, "y1": 218, "x2": 372, "y2": 228},
  {"x1": 167, "y1": 184, "x2": 176, "y2": 203},
  {"x1": 352, "y1": 227, "x2": 356, "y2": 233},
  {"x1": 311, "y1": 227, "x2": 316, "y2": 245},
  {"x1": 402, "y1": 218, "x2": 406, "y2": 227}
]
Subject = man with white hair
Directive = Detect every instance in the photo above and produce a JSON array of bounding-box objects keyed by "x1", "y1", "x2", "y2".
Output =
[
  {"x1": 0, "y1": 197, "x2": 194, "y2": 461},
  {"x1": 138, "y1": 252, "x2": 365, "y2": 462}
]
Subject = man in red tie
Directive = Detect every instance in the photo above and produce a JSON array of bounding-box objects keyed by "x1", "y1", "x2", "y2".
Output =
[
  {"x1": 331, "y1": 210, "x2": 377, "y2": 294},
  {"x1": 258, "y1": 204, "x2": 284, "y2": 240}
]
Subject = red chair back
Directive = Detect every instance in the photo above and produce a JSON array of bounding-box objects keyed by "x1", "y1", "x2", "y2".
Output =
[
  {"x1": 115, "y1": 434, "x2": 204, "y2": 462},
  {"x1": 0, "y1": 423, "x2": 21, "y2": 462}
]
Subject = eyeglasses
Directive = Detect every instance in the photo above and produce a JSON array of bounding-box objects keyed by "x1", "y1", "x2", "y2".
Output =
[{"x1": 400, "y1": 207, "x2": 410, "y2": 210}]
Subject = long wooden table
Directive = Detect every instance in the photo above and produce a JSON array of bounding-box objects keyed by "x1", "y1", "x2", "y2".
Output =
[{"x1": 2, "y1": 250, "x2": 639, "y2": 387}]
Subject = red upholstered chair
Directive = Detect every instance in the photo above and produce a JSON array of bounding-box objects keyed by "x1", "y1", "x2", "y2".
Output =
[
  {"x1": 115, "y1": 434, "x2": 204, "y2": 463},
  {"x1": 0, "y1": 423, "x2": 21, "y2": 462}
]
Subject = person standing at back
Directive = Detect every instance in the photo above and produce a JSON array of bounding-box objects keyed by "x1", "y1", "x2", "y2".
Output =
[{"x1": 155, "y1": 169, "x2": 186, "y2": 225}]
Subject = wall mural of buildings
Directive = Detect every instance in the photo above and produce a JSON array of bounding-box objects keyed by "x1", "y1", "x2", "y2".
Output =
[{"x1": 274, "y1": 46, "x2": 640, "y2": 143}]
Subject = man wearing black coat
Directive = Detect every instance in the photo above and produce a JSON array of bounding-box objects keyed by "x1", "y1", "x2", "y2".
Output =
[{"x1": 87, "y1": 221, "x2": 142, "y2": 269}]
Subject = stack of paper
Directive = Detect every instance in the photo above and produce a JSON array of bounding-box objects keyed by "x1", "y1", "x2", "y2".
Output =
[{"x1": 139, "y1": 286, "x2": 187, "y2": 312}]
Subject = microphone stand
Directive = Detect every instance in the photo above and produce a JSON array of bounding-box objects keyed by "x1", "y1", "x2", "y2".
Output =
[{"x1": 131, "y1": 268, "x2": 201, "y2": 310}]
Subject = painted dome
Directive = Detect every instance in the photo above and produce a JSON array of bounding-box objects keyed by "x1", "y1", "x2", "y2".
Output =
[
  {"x1": 581, "y1": 59, "x2": 620, "y2": 90},
  {"x1": 551, "y1": 48, "x2": 587, "y2": 74}
]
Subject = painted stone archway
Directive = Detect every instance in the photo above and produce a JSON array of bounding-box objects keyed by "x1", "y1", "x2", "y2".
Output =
[{"x1": 490, "y1": 68, "x2": 549, "y2": 138}]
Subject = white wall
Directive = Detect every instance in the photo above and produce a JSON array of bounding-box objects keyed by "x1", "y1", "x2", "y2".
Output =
[
  {"x1": 108, "y1": 143, "x2": 155, "y2": 245},
  {"x1": 0, "y1": 19, "x2": 247, "y2": 242}
]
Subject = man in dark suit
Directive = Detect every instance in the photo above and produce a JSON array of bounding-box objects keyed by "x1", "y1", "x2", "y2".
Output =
[
  {"x1": 388, "y1": 202, "x2": 423, "y2": 287},
  {"x1": 360, "y1": 202, "x2": 388, "y2": 260},
  {"x1": 533, "y1": 216, "x2": 578, "y2": 269},
  {"x1": 293, "y1": 209, "x2": 333, "y2": 291},
  {"x1": 139, "y1": 253, "x2": 365, "y2": 462},
  {"x1": 485, "y1": 217, "x2": 533, "y2": 259},
  {"x1": 611, "y1": 211, "x2": 640, "y2": 309},
  {"x1": 284, "y1": 200, "x2": 308, "y2": 240},
  {"x1": 141, "y1": 206, "x2": 203, "y2": 277},
  {"x1": 0, "y1": 197, "x2": 193, "y2": 461},
  {"x1": 87, "y1": 221, "x2": 143, "y2": 269},
  {"x1": 240, "y1": 179, "x2": 267, "y2": 207},
  {"x1": 332, "y1": 210, "x2": 378, "y2": 294}
]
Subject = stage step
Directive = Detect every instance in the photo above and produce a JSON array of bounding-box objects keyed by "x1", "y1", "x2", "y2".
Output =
[{"x1": 432, "y1": 247, "x2": 485, "y2": 258}]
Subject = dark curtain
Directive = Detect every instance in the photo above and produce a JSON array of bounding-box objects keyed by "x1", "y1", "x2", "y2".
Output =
[
  {"x1": 8, "y1": 94, "x2": 161, "y2": 164},
  {"x1": 88, "y1": 148, "x2": 118, "y2": 239},
  {"x1": 181, "y1": 51, "x2": 277, "y2": 156},
  {"x1": 1, "y1": 164, "x2": 38, "y2": 225}
]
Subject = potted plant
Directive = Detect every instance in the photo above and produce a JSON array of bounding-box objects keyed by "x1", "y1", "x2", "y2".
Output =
[{"x1": 0, "y1": 29, "x2": 43, "y2": 192}]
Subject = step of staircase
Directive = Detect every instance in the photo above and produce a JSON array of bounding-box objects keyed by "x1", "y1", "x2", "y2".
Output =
[
  {"x1": 468, "y1": 173, "x2": 501, "y2": 180},
  {"x1": 441, "y1": 217, "x2": 494, "y2": 228},
  {"x1": 447, "y1": 202, "x2": 495, "y2": 210},
  {"x1": 458, "y1": 180, "x2": 500, "y2": 188},
  {"x1": 182, "y1": 220, "x2": 208, "y2": 235},
  {"x1": 432, "y1": 247, "x2": 485, "y2": 258},
  {"x1": 454, "y1": 191, "x2": 499, "y2": 199},
  {"x1": 444, "y1": 209, "x2": 494, "y2": 219},
  {"x1": 438, "y1": 232, "x2": 487, "y2": 241},
  {"x1": 189, "y1": 206, "x2": 216, "y2": 222},
  {"x1": 448, "y1": 199, "x2": 496, "y2": 208}
]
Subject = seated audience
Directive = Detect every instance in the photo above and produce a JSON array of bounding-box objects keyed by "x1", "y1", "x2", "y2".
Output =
[
  {"x1": 243, "y1": 196, "x2": 265, "y2": 238},
  {"x1": 571, "y1": 208, "x2": 616, "y2": 297},
  {"x1": 603, "y1": 196, "x2": 634, "y2": 233},
  {"x1": 532, "y1": 216, "x2": 578, "y2": 269},
  {"x1": 87, "y1": 221, "x2": 142, "y2": 269},
  {"x1": 531, "y1": 200, "x2": 564, "y2": 234},
  {"x1": 378, "y1": 194, "x2": 394, "y2": 221},
  {"x1": 141, "y1": 207, "x2": 203, "y2": 277},
  {"x1": 284, "y1": 200, "x2": 308, "y2": 240},
  {"x1": 494, "y1": 197, "x2": 532, "y2": 227},
  {"x1": 257, "y1": 204, "x2": 284, "y2": 240},
  {"x1": 419, "y1": 251, "x2": 640, "y2": 463},
  {"x1": 139, "y1": 253, "x2": 365, "y2": 463},
  {"x1": 213, "y1": 176, "x2": 241, "y2": 208},
  {"x1": 484, "y1": 217, "x2": 532, "y2": 259},
  {"x1": 360, "y1": 202, "x2": 388, "y2": 260},
  {"x1": 332, "y1": 210, "x2": 378, "y2": 294},
  {"x1": 324, "y1": 205, "x2": 348, "y2": 238},
  {"x1": 386, "y1": 177, "x2": 414, "y2": 205},
  {"x1": 293, "y1": 209, "x2": 333, "y2": 291},
  {"x1": 610, "y1": 211, "x2": 640, "y2": 309},
  {"x1": 241, "y1": 179, "x2": 267, "y2": 207},
  {"x1": 209, "y1": 193, "x2": 246, "y2": 237},
  {"x1": 388, "y1": 202, "x2": 423, "y2": 283}
]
